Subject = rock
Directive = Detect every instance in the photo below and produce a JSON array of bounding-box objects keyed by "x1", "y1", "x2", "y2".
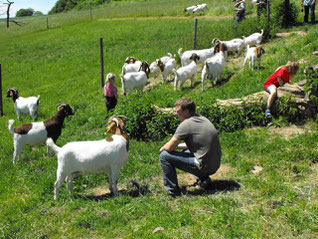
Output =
[
  {"x1": 251, "y1": 166, "x2": 263, "y2": 174},
  {"x1": 152, "y1": 227, "x2": 164, "y2": 234}
]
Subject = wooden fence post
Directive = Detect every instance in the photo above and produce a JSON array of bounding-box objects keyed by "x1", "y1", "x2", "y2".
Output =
[
  {"x1": 0, "y1": 64, "x2": 3, "y2": 116},
  {"x1": 193, "y1": 19, "x2": 198, "y2": 49},
  {"x1": 100, "y1": 38, "x2": 104, "y2": 88}
]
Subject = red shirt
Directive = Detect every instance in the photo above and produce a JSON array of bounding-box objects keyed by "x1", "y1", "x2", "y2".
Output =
[
  {"x1": 104, "y1": 83, "x2": 117, "y2": 97},
  {"x1": 264, "y1": 66, "x2": 289, "y2": 90}
]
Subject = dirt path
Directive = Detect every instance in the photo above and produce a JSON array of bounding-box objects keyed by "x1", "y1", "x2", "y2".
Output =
[{"x1": 98, "y1": 15, "x2": 232, "y2": 21}]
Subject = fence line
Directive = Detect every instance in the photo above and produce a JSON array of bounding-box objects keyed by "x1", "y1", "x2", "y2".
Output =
[{"x1": 0, "y1": 64, "x2": 3, "y2": 116}]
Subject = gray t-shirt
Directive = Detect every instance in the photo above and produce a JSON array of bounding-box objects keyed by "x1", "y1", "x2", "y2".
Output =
[{"x1": 173, "y1": 115, "x2": 221, "y2": 174}]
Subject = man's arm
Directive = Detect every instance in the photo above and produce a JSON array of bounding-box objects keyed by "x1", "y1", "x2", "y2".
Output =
[{"x1": 159, "y1": 137, "x2": 181, "y2": 153}]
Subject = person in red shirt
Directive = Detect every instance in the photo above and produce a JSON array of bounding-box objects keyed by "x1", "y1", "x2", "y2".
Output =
[
  {"x1": 264, "y1": 61, "x2": 299, "y2": 118},
  {"x1": 104, "y1": 73, "x2": 118, "y2": 113}
]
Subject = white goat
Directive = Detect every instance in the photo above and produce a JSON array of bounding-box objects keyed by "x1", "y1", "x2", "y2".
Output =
[
  {"x1": 120, "y1": 61, "x2": 150, "y2": 95},
  {"x1": 184, "y1": 5, "x2": 198, "y2": 13},
  {"x1": 46, "y1": 115, "x2": 129, "y2": 200},
  {"x1": 243, "y1": 29, "x2": 264, "y2": 47},
  {"x1": 178, "y1": 46, "x2": 215, "y2": 67},
  {"x1": 201, "y1": 43, "x2": 227, "y2": 91},
  {"x1": 149, "y1": 53, "x2": 174, "y2": 74},
  {"x1": 212, "y1": 38, "x2": 244, "y2": 58},
  {"x1": 8, "y1": 104, "x2": 74, "y2": 164},
  {"x1": 243, "y1": 45, "x2": 265, "y2": 70},
  {"x1": 192, "y1": 3, "x2": 208, "y2": 13},
  {"x1": 156, "y1": 58, "x2": 177, "y2": 82},
  {"x1": 7, "y1": 88, "x2": 40, "y2": 121},
  {"x1": 174, "y1": 53, "x2": 200, "y2": 91},
  {"x1": 122, "y1": 60, "x2": 142, "y2": 75}
]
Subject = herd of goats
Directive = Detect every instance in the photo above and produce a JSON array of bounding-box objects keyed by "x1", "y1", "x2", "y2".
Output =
[
  {"x1": 121, "y1": 29, "x2": 264, "y2": 93},
  {"x1": 5, "y1": 25, "x2": 265, "y2": 200}
]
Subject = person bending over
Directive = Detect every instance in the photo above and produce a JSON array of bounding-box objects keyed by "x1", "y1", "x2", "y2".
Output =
[
  {"x1": 159, "y1": 97, "x2": 222, "y2": 197},
  {"x1": 264, "y1": 61, "x2": 299, "y2": 119}
]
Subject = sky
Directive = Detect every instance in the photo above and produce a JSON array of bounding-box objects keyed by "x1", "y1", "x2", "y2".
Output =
[{"x1": 1, "y1": 0, "x2": 57, "y2": 17}]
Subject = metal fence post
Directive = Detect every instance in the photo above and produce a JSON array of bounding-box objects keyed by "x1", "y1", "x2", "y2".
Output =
[
  {"x1": 100, "y1": 38, "x2": 104, "y2": 88},
  {"x1": 0, "y1": 64, "x2": 3, "y2": 116},
  {"x1": 90, "y1": 8, "x2": 92, "y2": 21},
  {"x1": 47, "y1": 17, "x2": 49, "y2": 29},
  {"x1": 193, "y1": 19, "x2": 198, "y2": 49}
]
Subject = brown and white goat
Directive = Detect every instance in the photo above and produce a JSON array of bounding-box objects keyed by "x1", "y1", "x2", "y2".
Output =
[
  {"x1": 8, "y1": 104, "x2": 75, "y2": 164},
  {"x1": 46, "y1": 115, "x2": 129, "y2": 200},
  {"x1": 7, "y1": 88, "x2": 40, "y2": 121},
  {"x1": 120, "y1": 61, "x2": 151, "y2": 95},
  {"x1": 243, "y1": 45, "x2": 265, "y2": 70}
]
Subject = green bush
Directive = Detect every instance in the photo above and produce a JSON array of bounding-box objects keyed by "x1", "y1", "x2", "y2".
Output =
[
  {"x1": 113, "y1": 91, "x2": 309, "y2": 141},
  {"x1": 272, "y1": 1, "x2": 299, "y2": 28},
  {"x1": 16, "y1": 8, "x2": 34, "y2": 17}
]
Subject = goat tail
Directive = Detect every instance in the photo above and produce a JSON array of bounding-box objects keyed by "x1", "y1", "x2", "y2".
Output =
[
  {"x1": 8, "y1": 119, "x2": 15, "y2": 135},
  {"x1": 46, "y1": 138, "x2": 60, "y2": 155},
  {"x1": 178, "y1": 48, "x2": 183, "y2": 57}
]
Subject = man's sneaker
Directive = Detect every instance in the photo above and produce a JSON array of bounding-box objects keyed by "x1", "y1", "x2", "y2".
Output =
[{"x1": 196, "y1": 178, "x2": 212, "y2": 189}]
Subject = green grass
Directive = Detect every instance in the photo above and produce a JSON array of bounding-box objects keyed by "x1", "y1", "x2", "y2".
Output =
[{"x1": 1, "y1": 0, "x2": 318, "y2": 238}]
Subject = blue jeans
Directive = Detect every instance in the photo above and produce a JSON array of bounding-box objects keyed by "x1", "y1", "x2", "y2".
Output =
[
  {"x1": 304, "y1": 5, "x2": 316, "y2": 24},
  {"x1": 159, "y1": 150, "x2": 211, "y2": 195}
]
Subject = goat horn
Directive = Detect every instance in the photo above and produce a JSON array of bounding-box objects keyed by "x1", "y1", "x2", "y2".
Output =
[
  {"x1": 117, "y1": 115, "x2": 129, "y2": 120},
  {"x1": 111, "y1": 117, "x2": 119, "y2": 127}
]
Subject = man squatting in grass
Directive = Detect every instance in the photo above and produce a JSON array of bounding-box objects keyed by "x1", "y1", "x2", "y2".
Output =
[
  {"x1": 264, "y1": 61, "x2": 299, "y2": 119},
  {"x1": 159, "y1": 97, "x2": 222, "y2": 197}
]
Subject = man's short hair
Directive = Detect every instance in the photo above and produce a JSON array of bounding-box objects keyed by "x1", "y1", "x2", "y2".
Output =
[{"x1": 175, "y1": 97, "x2": 196, "y2": 115}]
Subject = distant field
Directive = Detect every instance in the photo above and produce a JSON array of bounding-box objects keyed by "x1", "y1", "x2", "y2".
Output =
[{"x1": 1, "y1": 0, "x2": 318, "y2": 238}]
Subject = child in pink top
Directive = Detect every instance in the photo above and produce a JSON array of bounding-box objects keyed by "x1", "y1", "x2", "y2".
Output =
[
  {"x1": 263, "y1": 61, "x2": 299, "y2": 119},
  {"x1": 104, "y1": 73, "x2": 118, "y2": 113}
]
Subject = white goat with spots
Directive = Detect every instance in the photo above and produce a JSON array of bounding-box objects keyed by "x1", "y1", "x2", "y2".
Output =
[{"x1": 46, "y1": 116, "x2": 129, "y2": 200}]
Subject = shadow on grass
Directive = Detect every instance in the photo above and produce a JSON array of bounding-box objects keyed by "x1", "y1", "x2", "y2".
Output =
[
  {"x1": 77, "y1": 180, "x2": 151, "y2": 201},
  {"x1": 181, "y1": 179, "x2": 240, "y2": 196}
]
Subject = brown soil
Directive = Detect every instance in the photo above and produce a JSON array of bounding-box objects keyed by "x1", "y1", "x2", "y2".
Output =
[{"x1": 276, "y1": 31, "x2": 308, "y2": 37}]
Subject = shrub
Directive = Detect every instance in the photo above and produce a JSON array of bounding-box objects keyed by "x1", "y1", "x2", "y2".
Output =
[
  {"x1": 113, "y1": 91, "x2": 309, "y2": 141},
  {"x1": 16, "y1": 8, "x2": 34, "y2": 17},
  {"x1": 272, "y1": 1, "x2": 299, "y2": 28}
]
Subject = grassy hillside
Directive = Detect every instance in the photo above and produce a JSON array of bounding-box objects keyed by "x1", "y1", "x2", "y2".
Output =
[{"x1": 1, "y1": 0, "x2": 318, "y2": 238}]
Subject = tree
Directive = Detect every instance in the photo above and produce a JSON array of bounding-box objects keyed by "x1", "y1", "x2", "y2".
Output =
[
  {"x1": 16, "y1": 8, "x2": 34, "y2": 17},
  {"x1": 33, "y1": 11, "x2": 43, "y2": 16},
  {"x1": 3, "y1": 0, "x2": 14, "y2": 28}
]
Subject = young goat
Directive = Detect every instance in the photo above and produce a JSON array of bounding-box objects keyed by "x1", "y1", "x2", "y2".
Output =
[
  {"x1": 243, "y1": 45, "x2": 265, "y2": 70},
  {"x1": 212, "y1": 38, "x2": 244, "y2": 58},
  {"x1": 173, "y1": 53, "x2": 200, "y2": 91},
  {"x1": 122, "y1": 57, "x2": 143, "y2": 75},
  {"x1": 156, "y1": 58, "x2": 177, "y2": 82},
  {"x1": 149, "y1": 53, "x2": 174, "y2": 74},
  {"x1": 201, "y1": 43, "x2": 227, "y2": 91},
  {"x1": 178, "y1": 46, "x2": 215, "y2": 67},
  {"x1": 7, "y1": 88, "x2": 40, "y2": 121},
  {"x1": 243, "y1": 29, "x2": 264, "y2": 47},
  {"x1": 120, "y1": 61, "x2": 150, "y2": 95},
  {"x1": 46, "y1": 115, "x2": 129, "y2": 200},
  {"x1": 184, "y1": 5, "x2": 198, "y2": 13},
  {"x1": 8, "y1": 104, "x2": 74, "y2": 164},
  {"x1": 192, "y1": 3, "x2": 208, "y2": 13}
]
